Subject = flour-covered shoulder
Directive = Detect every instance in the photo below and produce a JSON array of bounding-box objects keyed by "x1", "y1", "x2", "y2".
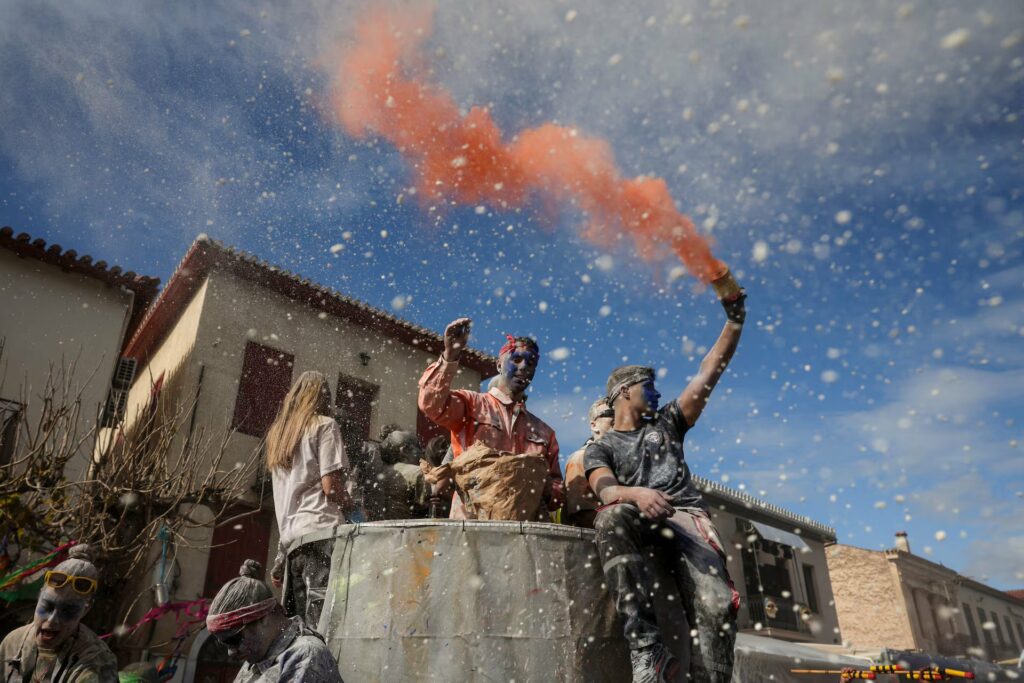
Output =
[{"x1": 278, "y1": 634, "x2": 344, "y2": 683}]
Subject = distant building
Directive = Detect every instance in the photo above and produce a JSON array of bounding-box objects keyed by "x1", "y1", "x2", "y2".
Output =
[
  {"x1": 0, "y1": 226, "x2": 158, "y2": 479},
  {"x1": 110, "y1": 235, "x2": 496, "y2": 676},
  {"x1": 827, "y1": 532, "x2": 1024, "y2": 661},
  {"x1": 696, "y1": 477, "x2": 842, "y2": 644}
]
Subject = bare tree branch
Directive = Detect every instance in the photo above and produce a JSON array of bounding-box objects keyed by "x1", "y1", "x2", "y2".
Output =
[{"x1": 0, "y1": 345, "x2": 263, "y2": 647}]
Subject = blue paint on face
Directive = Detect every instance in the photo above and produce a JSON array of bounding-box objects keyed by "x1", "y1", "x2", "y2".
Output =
[
  {"x1": 35, "y1": 596, "x2": 87, "y2": 624},
  {"x1": 34, "y1": 590, "x2": 89, "y2": 650},
  {"x1": 642, "y1": 381, "x2": 661, "y2": 414},
  {"x1": 500, "y1": 346, "x2": 539, "y2": 393}
]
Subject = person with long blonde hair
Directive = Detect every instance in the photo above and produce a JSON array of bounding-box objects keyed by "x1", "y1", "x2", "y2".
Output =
[{"x1": 266, "y1": 371, "x2": 353, "y2": 629}]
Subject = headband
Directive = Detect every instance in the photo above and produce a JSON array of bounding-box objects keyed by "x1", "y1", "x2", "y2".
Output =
[
  {"x1": 606, "y1": 368, "x2": 655, "y2": 403},
  {"x1": 499, "y1": 334, "x2": 517, "y2": 357},
  {"x1": 206, "y1": 597, "x2": 278, "y2": 635}
]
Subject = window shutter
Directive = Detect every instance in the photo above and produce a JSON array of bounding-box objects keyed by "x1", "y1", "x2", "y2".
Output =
[
  {"x1": 231, "y1": 342, "x2": 294, "y2": 437},
  {"x1": 335, "y1": 374, "x2": 379, "y2": 455}
]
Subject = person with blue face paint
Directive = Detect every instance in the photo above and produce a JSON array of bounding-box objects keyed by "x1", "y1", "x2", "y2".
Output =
[
  {"x1": 1, "y1": 544, "x2": 118, "y2": 682},
  {"x1": 418, "y1": 317, "x2": 564, "y2": 519},
  {"x1": 585, "y1": 293, "x2": 747, "y2": 683}
]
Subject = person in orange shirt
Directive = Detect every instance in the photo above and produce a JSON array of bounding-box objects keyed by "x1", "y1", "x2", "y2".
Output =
[
  {"x1": 417, "y1": 317, "x2": 564, "y2": 519},
  {"x1": 563, "y1": 398, "x2": 615, "y2": 528}
]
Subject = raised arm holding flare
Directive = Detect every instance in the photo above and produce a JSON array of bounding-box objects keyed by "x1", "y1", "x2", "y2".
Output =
[
  {"x1": 679, "y1": 294, "x2": 745, "y2": 426},
  {"x1": 418, "y1": 317, "x2": 564, "y2": 519}
]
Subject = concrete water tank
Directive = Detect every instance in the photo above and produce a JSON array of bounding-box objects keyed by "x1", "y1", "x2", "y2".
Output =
[{"x1": 302, "y1": 520, "x2": 690, "y2": 682}]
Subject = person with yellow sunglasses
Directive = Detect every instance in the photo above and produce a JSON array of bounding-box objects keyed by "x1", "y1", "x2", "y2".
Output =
[{"x1": 1, "y1": 544, "x2": 117, "y2": 682}]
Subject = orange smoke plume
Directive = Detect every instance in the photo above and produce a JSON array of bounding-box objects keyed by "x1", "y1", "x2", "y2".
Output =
[{"x1": 325, "y1": 6, "x2": 726, "y2": 283}]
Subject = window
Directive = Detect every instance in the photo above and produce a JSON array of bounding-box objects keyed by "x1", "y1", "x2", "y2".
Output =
[
  {"x1": 802, "y1": 564, "x2": 819, "y2": 613},
  {"x1": 101, "y1": 357, "x2": 137, "y2": 427},
  {"x1": 978, "y1": 607, "x2": 995, "y2": 654},
  {"x1": 0, "y1": 398, "x2": 22, "y2": 466},
  {"x1": 231, "y1": 342, "x2": 294, "y2": 437},
  {"x1": 335, "y1": 374, "x2": 379, "y2": 455},
  {"x1": 962, "y1": 603, "x2": 979, "y2": 645},
  {"x1": 740, "y1": 533, "x2": 801, "y2": 632},
  {"x1": 993, "y1": 614, "x2": 1006, "y2": 648},
  {"x1": 1006, "y1": 616, "x2": 1019, "y2": 649}
]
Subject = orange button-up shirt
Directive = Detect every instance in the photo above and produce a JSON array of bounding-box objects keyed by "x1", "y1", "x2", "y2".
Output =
[
  {"x1": 563, "y1": 441, "x2": 599, "y2": 527},
  {"x1": 418, "y1": 356, "x2": 564, "y2": 519}
]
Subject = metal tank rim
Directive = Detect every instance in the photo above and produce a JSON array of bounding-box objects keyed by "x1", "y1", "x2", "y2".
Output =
[{"x1": 287, "y1": 520, "x2": 597, "y2": 554}]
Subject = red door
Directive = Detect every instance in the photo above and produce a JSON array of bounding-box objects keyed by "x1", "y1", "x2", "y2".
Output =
[
  {"x1": 203, "y1": 506, "x2": 273, "y2": 597},
  {"x1": 195, "y1": 507, "x2": 273, "y2": 682}
]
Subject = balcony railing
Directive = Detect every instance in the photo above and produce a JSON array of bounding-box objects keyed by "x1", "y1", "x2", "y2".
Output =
[{"x1": 746, "y1": 594, "x2": 812, "y2": 634}]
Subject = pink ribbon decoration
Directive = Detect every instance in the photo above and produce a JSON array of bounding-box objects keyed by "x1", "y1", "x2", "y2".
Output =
[{"x1": 100, "y1": 598, "x2": 210, "y2": 640}]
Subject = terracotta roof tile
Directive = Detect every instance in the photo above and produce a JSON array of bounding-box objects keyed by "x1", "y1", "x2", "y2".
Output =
[{"x1": 1, "y1": 226, "x2": 160, "y2": 352}]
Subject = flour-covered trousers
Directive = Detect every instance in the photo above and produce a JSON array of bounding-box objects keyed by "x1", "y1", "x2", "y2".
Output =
[{"x1": 593, "y1": 504, "x2": 740, "y2": 683}]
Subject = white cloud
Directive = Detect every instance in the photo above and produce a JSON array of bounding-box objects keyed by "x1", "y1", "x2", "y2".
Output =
[
  {"x1": 2, "y1": 0, "x2": 1018, "y2": 262},
  {"x1": 964, "y1": 522, "x2": 1024, "y2": 586}
]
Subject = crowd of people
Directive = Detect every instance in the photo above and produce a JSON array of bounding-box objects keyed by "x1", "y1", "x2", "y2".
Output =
[{"x1": 1, "y1": 292, "x2": 745, "y2": 683}]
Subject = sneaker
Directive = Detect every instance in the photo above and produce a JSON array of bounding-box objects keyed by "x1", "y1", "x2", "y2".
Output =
[{"x1": 630, "y1": 643, "x2": 680, "y2": 683}]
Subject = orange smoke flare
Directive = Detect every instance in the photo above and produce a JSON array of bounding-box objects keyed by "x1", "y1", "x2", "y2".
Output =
[{"x1": 325, "y1": 6, "x2": 727, "y2": 283}]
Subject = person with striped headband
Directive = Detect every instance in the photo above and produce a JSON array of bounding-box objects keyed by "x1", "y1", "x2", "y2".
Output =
[
  {"x1": 206, "y1": 560, "x2": 342, "y2": 682},
  {"x1": 1, "y1": 543, "x2": 118, "y2": 683},
  {"x1": 585, "y1": 292, "x2": 747, "y2": 683},
  {"x1": 418, "y1": 317, "x2": 564, "y2": 519}
]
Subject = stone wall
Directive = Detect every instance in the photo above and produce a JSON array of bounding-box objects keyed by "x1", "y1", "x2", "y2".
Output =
[{"x1": 826, "y1": 544, "x2": 916, "y2": 649}]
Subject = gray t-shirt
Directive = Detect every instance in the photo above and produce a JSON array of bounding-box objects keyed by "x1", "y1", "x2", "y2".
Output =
[
  {"x1": 271, "y1": 415, "x2": 350, "y2": 548},
  {"x1": 583, "y1": 399, "x2": 704, "y2": 510}
]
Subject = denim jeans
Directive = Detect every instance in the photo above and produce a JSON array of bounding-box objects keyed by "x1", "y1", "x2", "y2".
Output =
[{"x1": 593, "y1": 504, "x2": 740, "y2": 683}]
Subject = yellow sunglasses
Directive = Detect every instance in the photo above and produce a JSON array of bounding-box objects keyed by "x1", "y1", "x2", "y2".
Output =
[{"x1": 43, "y1": 571, "x2": 98, "y2": 595}]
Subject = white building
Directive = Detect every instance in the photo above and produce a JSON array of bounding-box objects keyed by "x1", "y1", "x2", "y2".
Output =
[{"x1": 0, "y1": 226, "x2": 158, "y2": 480}]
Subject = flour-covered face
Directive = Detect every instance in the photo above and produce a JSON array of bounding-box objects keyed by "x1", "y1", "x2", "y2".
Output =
[
  {"x1": 591, "y1": 415, "x2": 614, "y2": 440},
  {"x1": 218, "y1": 618, "x2": 276, "y2": 665},
  {"x1": 33, "y1": 586, "x2": 91, "y2": 650}
]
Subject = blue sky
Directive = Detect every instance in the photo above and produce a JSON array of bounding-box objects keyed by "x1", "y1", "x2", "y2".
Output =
[{"x1": 2, "y1": 1, "x2": 1022, "y2": 588}]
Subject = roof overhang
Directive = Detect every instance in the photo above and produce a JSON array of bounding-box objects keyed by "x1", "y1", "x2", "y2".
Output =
[{"x1": 124, "y1": 235, "x2": 498, "y2": 378}]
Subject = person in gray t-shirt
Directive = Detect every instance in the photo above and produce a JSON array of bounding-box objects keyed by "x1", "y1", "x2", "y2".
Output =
[
  {"x1": 266, "y1": 371, "x2": 354, "y2": 629},
  {"x1": 584, "y1": 292, "x2": 746, "y2": 683}
]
